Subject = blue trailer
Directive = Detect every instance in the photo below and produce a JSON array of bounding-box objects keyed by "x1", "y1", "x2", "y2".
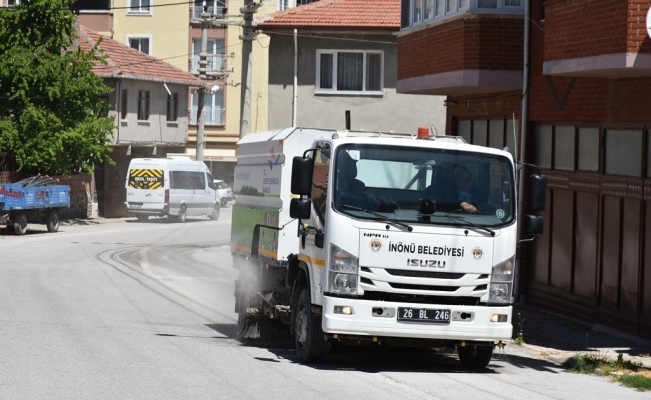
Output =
[{"x1": 0, "y1": 176, "x2": 71, "y2": 235}]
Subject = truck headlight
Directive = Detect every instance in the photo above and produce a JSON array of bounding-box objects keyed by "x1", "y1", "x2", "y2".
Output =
[
  {"x1": 488, "y1": 256, "x2": 514, "y2": 304},
  {"x1": 329, "y1": 245, "x2": 358, "y2": 295}
]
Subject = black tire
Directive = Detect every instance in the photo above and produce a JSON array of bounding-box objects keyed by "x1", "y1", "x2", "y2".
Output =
[
  {"x1": 14, "y1": 213, "x2": 27, "y2": 235},
  {"x1": 209, "y1": 204, "x2": 220, "y2": 220},
  {"x1": 293, "y1": 286, "x2": 328, "y2": 363},
  {"x1": 136, "y1": 214, "x2": 149, "y2": 222},
  {"x1": 46, "y1": 210, "x2": 60, "y2": 232},
  {"x1": 458, "y1": 344, "x2": 494, "y2": 369},
  {"x1": 177, "y1": 205, "x2": 187, "y2": 222}
]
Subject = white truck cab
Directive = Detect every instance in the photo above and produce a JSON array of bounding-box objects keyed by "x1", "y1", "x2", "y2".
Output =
[{"x1": 231, "y1": 128, "x2": 546, "y2": 367}]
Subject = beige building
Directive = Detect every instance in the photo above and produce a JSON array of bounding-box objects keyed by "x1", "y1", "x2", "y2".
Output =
[
  {"x1": 75, "y1": 0, "x2": 280, "y2": 183},
  {"x1": 3, "y1": 0, "x2": 317, "y2": 184}
]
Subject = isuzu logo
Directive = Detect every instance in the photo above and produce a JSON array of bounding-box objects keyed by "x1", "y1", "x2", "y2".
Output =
[{"x1": 407, "y1": 259, "x2": 446, "y2": 268}]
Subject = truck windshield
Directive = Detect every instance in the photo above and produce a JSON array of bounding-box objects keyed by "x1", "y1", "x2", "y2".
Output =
[{"x1": 332, "y1": 144, "x2": 515, "y2": 228}]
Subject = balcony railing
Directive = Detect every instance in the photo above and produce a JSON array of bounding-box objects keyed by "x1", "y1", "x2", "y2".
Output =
[
  {"x1": 190, "y1": 107, "x2": 225, "y2": 126},
  {"x1": 192, "y1": 5, "x2": 226, "y2": 19},
  {"x1": 401, "y1": 0, "x2": 524, "y2": 30}
]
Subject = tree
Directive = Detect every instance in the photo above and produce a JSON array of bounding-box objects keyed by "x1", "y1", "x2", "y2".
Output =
[{"x1": 0, "y1": 0, "x2": 114, "y2": 176}]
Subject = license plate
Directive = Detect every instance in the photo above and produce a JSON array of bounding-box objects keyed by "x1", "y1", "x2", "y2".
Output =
[{"x1": 397, "y1": 307, "x2": 450, "y2": 323}]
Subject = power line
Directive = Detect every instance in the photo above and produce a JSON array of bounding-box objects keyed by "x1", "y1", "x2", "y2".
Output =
[
  {"x1": 0, "y1": 1, "x2": 222, "y2": 13},
  {"x1": 260, "y1": 30, "x2": 397, "y2": 45}
]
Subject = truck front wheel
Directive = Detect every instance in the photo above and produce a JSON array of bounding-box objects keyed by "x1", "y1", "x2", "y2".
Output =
[
  {"x1": 458, "y1": 344, "x2": 494, "y2": 369},
  {"x1": 293, "y1": 286, "x2": 328, "y2": 363},
  {"x1": 14, "y1": 213, "x2": 28, "y2": 235}
]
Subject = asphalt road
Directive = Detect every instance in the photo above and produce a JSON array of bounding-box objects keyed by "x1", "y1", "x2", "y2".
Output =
[{"x1": 0, "y1": 208, "x2": 647, "y2": 399}]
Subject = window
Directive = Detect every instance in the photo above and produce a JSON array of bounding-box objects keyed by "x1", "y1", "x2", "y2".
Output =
[
  {"x1": 605, "y1": 129, "x2": 642, "y2": 177},
  {"x1": 192, "y1": 39, "x2": 225, "y2": 74},
  {"x1": 8, "y1": 0, "x2": 20, "y2": 5},
  {"x1": 317, "y1": 50, "x2": 383, "y2": 93},
  {"x1": 193, "y1": 0, "x2": 226, "y2": 19},
  {"x1": 457, "y1": 118, "x2": 518, "y2": 159},
  {"x1": 478, "y1": 0, "x2": 496, "y2": 7},
  {"x1": 532, "y1": 125, "x2": 552, "y2": 169},
  {"x1": 578, "y1": 127, "x2": 599, "y2": 172},
  {"x1": 191, "y1": 90, "x2": 224, "y2": 125},
  {"x1": 279, "y1": 0, "x2": 291, "y2": 10},
  {"x1": 75, "y1": 0, "x2": 110, "y2": 10},
  {"x1": 128, "y1": 0, "x2": 150, "y2": 14},
  {"x1": 554, "y1": 125, "x2": 575, "y2": 171},
  {"x1": 120, "y1": 89, "x2": 128, "y2": 120},
  {"x1": 333, "y1": 145, "x2": 516, "y2": 227},
  {"x1": 170, "y1": 171, "x2": 206, "y2": 190},
  {"x1": 311, "y1": 147, "x2": 330, "y2": 221},
  {"x1": 128, "y1": 37, "x2": 150, "y2": 54},
  {"x1": 402, "y1": 0, "x2": 523, "y2": 29},
  {"x1": 137, "y1": 90, "x2": 150, "y2": 121},
  {"x1": 166, "y1": 93, "x2": 178, "y2": 122},
  {"x1": 96, "y1": 95, "x2": 109, "y2": 117},
  {"x1": 412, "y1": 0, "x2": 423, "y2": 24}
]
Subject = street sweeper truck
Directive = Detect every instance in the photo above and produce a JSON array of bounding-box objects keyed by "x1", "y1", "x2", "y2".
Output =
[{"x1": 230, "y1": 127, "x2": 546, "y2": 367}]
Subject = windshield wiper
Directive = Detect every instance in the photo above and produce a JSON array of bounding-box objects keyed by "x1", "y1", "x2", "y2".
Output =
[
  {"x1": 338, "y1": 204, "x2": 413, "y2": 232},
  {"x1": 439, "y1": 214, "x2": 495, "y2": 236}
]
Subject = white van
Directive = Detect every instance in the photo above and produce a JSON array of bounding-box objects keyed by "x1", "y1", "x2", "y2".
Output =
[{"x1": 125, "y1": 158, "x2": 220, "y2": 222}]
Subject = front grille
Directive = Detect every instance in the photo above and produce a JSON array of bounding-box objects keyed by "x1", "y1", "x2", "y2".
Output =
[
  {"x1": 385, "y1": 269, "x2": 465, "y2": 279},
  {"x1": 360, "y1": 291, "x2": 481, "y2": 306},
  {"x1": 360, "y1": 277, "x2": 374, "y2": 285},
  {"x1": 389, "y1": 282, "x2": 458, "y2": 292}
]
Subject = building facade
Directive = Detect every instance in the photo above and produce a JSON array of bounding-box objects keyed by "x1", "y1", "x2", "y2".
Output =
[
  {"x1": 398, "y1": 0, "x2": 651, "y2": 338},
  {"x1": 257, "y1": 0, "x2": 446, "y2": 134}
]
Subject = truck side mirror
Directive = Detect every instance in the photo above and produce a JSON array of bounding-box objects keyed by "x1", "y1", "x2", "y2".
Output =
[
  {"x1": 291, "y1": 156, "x2": 314, "y2": 196},
  {"x1": 290, "y1": 198, "x2": 311, "y2": 219},
  {"x1": 525, "y1": 215, "x2": 544, "y2": 235},
  {"x1": 528, "y1": 174, "x2": 547, "y2": 212}
]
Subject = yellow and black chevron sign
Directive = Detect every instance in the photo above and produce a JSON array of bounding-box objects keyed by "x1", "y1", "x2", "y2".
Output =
[{"x1": 128, "y1": 169, "x2": 164, "y2": 189}]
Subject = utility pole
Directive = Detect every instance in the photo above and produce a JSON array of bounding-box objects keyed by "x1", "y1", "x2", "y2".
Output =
[
  {"x1": 195, "y1": 8, "x2": 210, "y2": 162},
  {"x1": 239, "y1": 1, "x2": 261, "y2": 139}
]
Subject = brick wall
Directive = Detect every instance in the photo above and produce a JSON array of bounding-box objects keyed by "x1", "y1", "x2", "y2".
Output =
[
  {"x1": 52, "y1": 174, "x2": 93, "y2": 219},
  {"x1": 0, "y1": 171, "x2": 20, "y2": 184},
  {"x1": 529, "y1": 0, "x2": 651, "y2": 123},
  {"x1": 544, "y1": 0, "x2": 651, "y2": 61},
  {"x1": 103, "y1": 148, "x2": 131, "y2": 218},
  {"x1": 398, "y1": 15, "x2": 524, "y2": 80}
]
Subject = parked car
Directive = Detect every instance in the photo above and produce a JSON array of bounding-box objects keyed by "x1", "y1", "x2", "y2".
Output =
[{"x1": 213, "y1": 179, "x2": 234, "y2": 206}]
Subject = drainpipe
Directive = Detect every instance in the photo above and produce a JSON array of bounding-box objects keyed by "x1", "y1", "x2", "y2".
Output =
[
  {"x1": 116, "y1": 79, "x2": 121, "y2": 144},
  {"x1": 515, "y1": 0, "x2": 531, "y2": 303},
  {"x1": 292, "y1": 29, "x2": 298, "y2": 127}
]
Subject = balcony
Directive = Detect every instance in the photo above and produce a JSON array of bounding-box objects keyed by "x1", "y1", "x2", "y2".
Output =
[
  {"x1": 542, "y1": 0, "x2": 651, "y2": 79},
  {"x1": 397, "y1": 2, "x2": 524, "y2": 96},
  {"x1": 192, "y1": 3, "x2": 226, "y2": 21}
]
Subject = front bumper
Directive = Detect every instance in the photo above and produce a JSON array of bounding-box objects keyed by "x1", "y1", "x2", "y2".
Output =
[{"x1": 322, "y1": 296, "x2": 512, "y2": 341}]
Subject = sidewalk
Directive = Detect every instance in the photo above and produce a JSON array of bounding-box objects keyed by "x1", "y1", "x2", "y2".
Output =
[{"x1": 513, "y1": 304, "x2": 651, "y2": 369}]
